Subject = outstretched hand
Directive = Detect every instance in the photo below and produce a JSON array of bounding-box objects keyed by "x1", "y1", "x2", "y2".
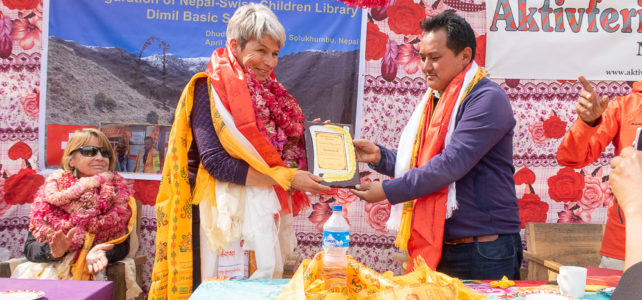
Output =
[
  {"x1": 50, "y1": 227, "x2": 77, "y2": 259},
  {"x1": 353, "y1": 139, "x2": 381, "y2": 164},
  {"x1": 610, "y1": 147, "x2": 642, "y2": 271},
  {"x1": 610, "y1": 147, "x2": 642, "y2": 216},
  {"x1": 350, "y1": 181, "x2": 386, "y2": 203},
  {"x1": 576, "y1": 75, "x2": 610, "y2": 126},
  {"x1": 291, "y1": 170, "x2": 331, "y2": 194},
  {"x1": 86, "y1": 243, "x2": 114, "y2": 274}
]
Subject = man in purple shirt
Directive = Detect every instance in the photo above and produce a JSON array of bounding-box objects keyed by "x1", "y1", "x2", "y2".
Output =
[{"x1": 352, "y1": 12, "x2": 521, "y2": 280}]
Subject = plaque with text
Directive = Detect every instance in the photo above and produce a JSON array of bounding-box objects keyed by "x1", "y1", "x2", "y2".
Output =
[{"x1": 304, "y1": 121, "x2": 359, "y2": 188}]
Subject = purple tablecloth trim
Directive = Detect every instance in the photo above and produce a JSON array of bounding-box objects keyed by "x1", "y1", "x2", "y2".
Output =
[{"x1": 0, "y1": 278, "x2": 113, "y2": 300}]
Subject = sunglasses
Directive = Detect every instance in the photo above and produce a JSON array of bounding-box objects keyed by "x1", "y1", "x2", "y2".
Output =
[{"x1": 71, "y1": 146, "x2": 111, "y2": 158}]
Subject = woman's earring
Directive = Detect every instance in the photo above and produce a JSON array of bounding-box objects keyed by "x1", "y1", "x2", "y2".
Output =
[{"x1": 72, "y1": 167, "x2": 78, "y2": 178}]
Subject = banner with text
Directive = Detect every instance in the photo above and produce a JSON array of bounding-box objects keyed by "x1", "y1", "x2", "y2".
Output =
[
  {"x1": 485, "y1": 0, "x2": 642, "y2": 81},
  {"x1": 41, "y1": 0, "x2": 363, "y2": 174}
]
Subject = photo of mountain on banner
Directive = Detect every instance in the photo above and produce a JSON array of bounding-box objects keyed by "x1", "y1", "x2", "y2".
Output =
[{"x1": 42, "y1": 0, "x2": 363, "y2": 171}]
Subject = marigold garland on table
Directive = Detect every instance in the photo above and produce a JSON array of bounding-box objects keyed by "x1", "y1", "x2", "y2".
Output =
[
  {"x1": 489, "y1": 276, "x2": 516, "y2": 289},
  {"x1": 246, "y1": 69, "x2": 307, "y2": 169},
  {"x1": 29, "y1": 170, "x2": 132, "y2": 251}
]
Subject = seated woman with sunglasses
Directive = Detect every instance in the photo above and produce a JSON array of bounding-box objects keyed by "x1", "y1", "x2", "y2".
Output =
[{"x1": 14, "y1": 128, "x2": 135, "y2": 280}]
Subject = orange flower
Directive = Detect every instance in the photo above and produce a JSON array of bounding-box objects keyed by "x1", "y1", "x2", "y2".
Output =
[
  {"x1": 365, "y1": 22, "x2": 388, "y2": 61},
  {"x1": 2, "y1": 0, "x2": 40, "y2": 10},
  {"x1": 474, "y1": 34, "x2": 486, "y2": 67},
  {"x1": 548, "y1": 167, "x2": 585, "y2": 203},
  {"x1": 387, "y1": 0, "x2": 425, "y2": 36},
  {"x1": 542, "y1": 114, "x2": 567, "y2": 139},
  {"x1": 514, "y1": 167, "x2": 535, "y2": 185},
  {"x1": 4, "y1": 168, "x2": 44, "y2": 205},
  {"x1": 517, "y1": 193, "x2": 548, "y2": 229}
]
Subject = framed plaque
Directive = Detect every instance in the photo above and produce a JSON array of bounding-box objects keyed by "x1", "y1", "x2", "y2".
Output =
[{"x1": 304, "y1": 121, "x2": 360, "y2": 188}]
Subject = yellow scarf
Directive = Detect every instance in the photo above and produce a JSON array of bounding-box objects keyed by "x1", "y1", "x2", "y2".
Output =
[
  {"x1": 148, "y1": 73, "x2": 296, "y2": 299},
  {"x1": 71, "y1": 196, "x2": 137, "y2": 280}
]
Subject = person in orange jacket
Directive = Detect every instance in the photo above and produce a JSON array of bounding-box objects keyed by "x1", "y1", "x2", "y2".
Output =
[
  {"x1": 557, "y1": 76, "x2": 642, "y2": 270},
  {"x1": 607, "y1": 147, "x2": 642, "y2": 299}
]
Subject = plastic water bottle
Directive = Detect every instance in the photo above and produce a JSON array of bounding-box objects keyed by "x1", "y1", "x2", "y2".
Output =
[{"x1": 322, "y1": 205, "x2": 349, "y2": 290}]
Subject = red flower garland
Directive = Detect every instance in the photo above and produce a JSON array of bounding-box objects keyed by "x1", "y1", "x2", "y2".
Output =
[
  {"x1": 30, "y1": 170, "x2": 132, "y2": 251},
  {"x1": 246, "y1": 70, "x2": 306, "y2": 169}
]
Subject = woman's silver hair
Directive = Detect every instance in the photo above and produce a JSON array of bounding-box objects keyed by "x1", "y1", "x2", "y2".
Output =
[{"x1": 226, "y1": 3, "x2": 285, "y2": 49}]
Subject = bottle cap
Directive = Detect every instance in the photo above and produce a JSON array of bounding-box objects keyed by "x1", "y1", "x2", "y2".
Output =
[{"x1": 332, "y1": 205, "x2": 342, "y2": 212}]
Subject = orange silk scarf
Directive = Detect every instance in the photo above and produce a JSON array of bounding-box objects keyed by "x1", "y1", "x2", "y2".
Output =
[
  {"x1": 407, "y1": 63, "x2": 484, "y2": 271},
  {"x1": 205, "y1": 45, "x2": 305, "y2": 215}
]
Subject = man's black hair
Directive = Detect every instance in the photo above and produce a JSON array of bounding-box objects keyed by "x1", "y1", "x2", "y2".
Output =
[{"x1": 420, "y1": 11, "x2": 476, "y2": 60}]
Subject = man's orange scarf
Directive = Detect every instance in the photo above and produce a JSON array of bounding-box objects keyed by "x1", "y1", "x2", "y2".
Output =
[{"x1": 405, "y1": 63, "x2": 486, "y2": 271}]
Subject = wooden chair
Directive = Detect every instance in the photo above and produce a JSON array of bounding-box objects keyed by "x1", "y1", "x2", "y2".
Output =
[
  {"x1": 0, "y1": 257, "x2": 25, "y2": 278},
  {"x1": 0, "y1": 260, "x2": 11, "y2": 278},
  {"x1": 523, "y1": 222, "x2": 605, "y2": 281},
  {"x1": 106, "y1": 255, "x2": 146, "y2": 300},
  {"x1": 0, "y1": 201, "x2": 146, "y2": 300},
  {"x1": 107, "y1": 200, "x2": 146, "y2": 300}
]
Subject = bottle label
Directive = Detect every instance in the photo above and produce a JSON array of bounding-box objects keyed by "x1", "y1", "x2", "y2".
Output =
[{"x1": 322, "y1": 231, "x2": 349, "y2": 248}]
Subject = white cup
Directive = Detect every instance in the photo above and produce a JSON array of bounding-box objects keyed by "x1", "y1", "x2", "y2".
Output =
[{"x1": 557, "y1": 266, "x2": 587, "y2": 299}]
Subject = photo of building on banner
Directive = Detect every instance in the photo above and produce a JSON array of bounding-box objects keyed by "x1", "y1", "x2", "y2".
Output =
[
  {"x1": 485, "y1": 0, "x2": 642, "y2": 81},
  {"x1": 40, "y1": 0, "x2": 363, "y2": 175}
]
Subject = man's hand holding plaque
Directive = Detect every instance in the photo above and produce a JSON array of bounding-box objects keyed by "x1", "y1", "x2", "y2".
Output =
[
  {"x1": 304, "y1": 121, "x2": 360, "y2": 188},
  {"x1": 350, "y1": 139, "x2": 387, "y2": 203}
]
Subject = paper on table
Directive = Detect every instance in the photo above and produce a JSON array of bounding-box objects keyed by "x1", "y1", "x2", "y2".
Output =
[{"x1": 0, "y1": 289, "x2": 45, "y2": 300}]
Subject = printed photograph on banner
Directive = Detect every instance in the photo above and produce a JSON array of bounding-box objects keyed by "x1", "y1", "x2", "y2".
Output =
[
  {"x1": 42, "y1": 0, "x2": 363, "y2": 170},
  {"x1": 99, "y1": 122, "x2": 171, "y2": 174},
  {"x1": 45, "y1": 124, "x2": 97, "y2": 167}
]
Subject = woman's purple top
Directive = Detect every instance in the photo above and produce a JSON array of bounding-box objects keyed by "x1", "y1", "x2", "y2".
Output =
[{"x1": 187, "y1": 78, "x2": 249, "y2": 185}]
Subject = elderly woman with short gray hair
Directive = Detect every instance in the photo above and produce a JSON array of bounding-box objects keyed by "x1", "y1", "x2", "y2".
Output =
[{"x1": 149, "y1": 3, "x2": 330, "y2": 297}]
